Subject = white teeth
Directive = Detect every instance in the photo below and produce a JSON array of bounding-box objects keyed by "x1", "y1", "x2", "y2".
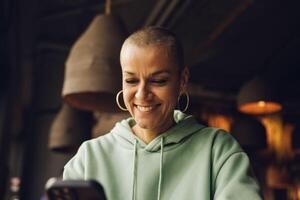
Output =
[{"x1": 136, "y1": 106, "x2": 154, "y2": 112}]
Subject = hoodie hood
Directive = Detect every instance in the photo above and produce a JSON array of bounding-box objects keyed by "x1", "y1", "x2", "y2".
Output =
[{"x1": 111, "y1": 110, "x2": 206, "y2": 152}]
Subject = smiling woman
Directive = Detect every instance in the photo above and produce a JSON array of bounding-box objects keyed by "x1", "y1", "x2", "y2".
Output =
[
  {"x1": 120, "y1": 41, "x2": 189, "y2": 143},
  {"x1": 63, "y1": 26, "x2": 263, "y2": 200},
  {"x1": 119, "y1": 27, "x2": 189, "y2": 144}
]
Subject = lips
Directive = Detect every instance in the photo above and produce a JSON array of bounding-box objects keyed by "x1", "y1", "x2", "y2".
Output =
[{"x1": 135, "y1": 104, "x2": 160, "y2": 112}]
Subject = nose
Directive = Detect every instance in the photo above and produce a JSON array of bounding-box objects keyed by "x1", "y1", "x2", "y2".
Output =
[{"x1": 135, "y1": 81, "x2": 152, "y2": 100}]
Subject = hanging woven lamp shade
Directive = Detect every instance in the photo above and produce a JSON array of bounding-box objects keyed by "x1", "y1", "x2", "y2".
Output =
[
  {"x1": 48, "y1": 104, "x2": 93, "y2": 153},
  {"x1": 231, "y1": 115, "x2": 267, "y2": 152},
  {"x1": 237, "y1": 77, "x2": 282, "y2": 115},
  {"x1": 62, "y1": 14, "x2": 127, "y2": 112}
]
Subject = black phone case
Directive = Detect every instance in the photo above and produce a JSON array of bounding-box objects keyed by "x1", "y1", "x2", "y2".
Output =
[{"x1": 47, "y1": 180, "x2": 107, "y2": 200}]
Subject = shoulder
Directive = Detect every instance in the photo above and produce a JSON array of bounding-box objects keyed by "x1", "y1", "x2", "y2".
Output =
[
  {"x1": 205, "y1": 128, "x2": 244, "y2": 166},
  {"x1": 63, "y1": 133, "x2": 115, "y2": 180},
  {"x1": 194, "y1": 127, "x2": 242, "y2": 151},
  {"x1": 191, "y1": 127, "x2": 244, "y2": 169},
  {"x1": 211, "y1": 128, "x2": 243, "y2": 153},
  {"x1": 65, "y1": 132, "x2": 116, "y2": 165},
  {"x1": 191, "y1": 126, "x2": 241, "y2": 149}
]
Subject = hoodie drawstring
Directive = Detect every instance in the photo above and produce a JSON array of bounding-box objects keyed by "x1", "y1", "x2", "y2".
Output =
[
  {"x1": 131, "y1": 137, "x2": 164, "y2": 200},
  {"x1": 157, "y1": 137, "x2": 164, "y2": 200},
  {"x1": 132, "y1": 139, "x2": 137, "y2": 200}
]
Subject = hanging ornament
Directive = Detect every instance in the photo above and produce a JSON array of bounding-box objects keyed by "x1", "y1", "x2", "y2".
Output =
[
  {"x1": 48, "y1": 104, "x2": 92, "y2": 153},
  {"x1": 62, "y1": 0, "x2": 127, "y2": 112}
]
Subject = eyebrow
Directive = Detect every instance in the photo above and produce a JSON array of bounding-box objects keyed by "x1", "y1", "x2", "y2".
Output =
[{"x1": 123, "y1": 70, "x2": 171, "y2": 76}]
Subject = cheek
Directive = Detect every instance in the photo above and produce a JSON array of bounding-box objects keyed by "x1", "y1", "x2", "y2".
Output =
[
  {"x1": 122, "y1": 88, "x2": 133, "y2": 107},
  {"x1": 158, "y1": 86, "x2": 180, "y2": 106}
]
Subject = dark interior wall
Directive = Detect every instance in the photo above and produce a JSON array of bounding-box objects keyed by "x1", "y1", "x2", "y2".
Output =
[
  {"x1": 21, "y1": 50, "x2": 73, "y2": 200},
  {"x1": 2, "y1": 0, "x2": 105, "y2": 199},
  {"x1": 0, "y1": 0, "x2": 20, "y2": 198},
  {"x1": 22, "y1": 115, "x2": 73, "y2": 200},
  {"x1": 0, "y1": 0, "x2": 74, "y2": 199}
]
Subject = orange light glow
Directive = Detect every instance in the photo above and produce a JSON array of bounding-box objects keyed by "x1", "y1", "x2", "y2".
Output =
[
  {"x1": 288, "y1": 187, "x2": 300, "y2": 200},
  {"x1": 266, "y1": 164, "x2": 291, "y2": 189},
  {"x1": 239, "y1": 101, "x2": 282, "y2": 115},
  {"x1": 205, "y1": 114, "x2": 232, "y2": 132},
  {"x1": 258, "y1": 101, "x2": 266, "y2": 107},
  {"x1": 259, "y1": 114, "x2": 293, "y2": 161}
]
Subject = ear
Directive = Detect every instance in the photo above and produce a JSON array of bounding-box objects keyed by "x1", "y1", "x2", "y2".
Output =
[{"x1": 180, "y1": 66, "x2": 189, "y2": 94}]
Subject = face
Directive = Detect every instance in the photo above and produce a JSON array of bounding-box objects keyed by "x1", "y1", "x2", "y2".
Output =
[{"x1": 120, "y1": 43, "x2": 189, "y2": 133}]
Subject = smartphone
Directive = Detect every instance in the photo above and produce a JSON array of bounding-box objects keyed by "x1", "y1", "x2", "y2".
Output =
[{"x1": 46, "y1": 180, "x2": 107, "y2": 200}]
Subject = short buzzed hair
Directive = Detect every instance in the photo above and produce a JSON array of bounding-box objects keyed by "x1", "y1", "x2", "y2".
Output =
[{"x1": 123, "y1": 26, "x2": 185, "y2": 73}]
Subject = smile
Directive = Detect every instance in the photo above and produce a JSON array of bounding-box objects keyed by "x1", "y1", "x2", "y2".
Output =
[{"x1": 135, "y1": 105, "x2": 159, "y2": 112}]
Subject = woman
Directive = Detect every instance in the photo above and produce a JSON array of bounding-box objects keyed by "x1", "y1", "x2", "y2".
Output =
[{"x1": 63, "y1": 27, "x2": 263, "y2": 200}]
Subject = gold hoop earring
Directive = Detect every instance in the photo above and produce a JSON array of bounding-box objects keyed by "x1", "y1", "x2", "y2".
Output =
[
  {"x1": 116, "y1": 90, "x2": 128, "y2": 111},
  {"x1": 178, "y1": 92, "x2": 190, "y2": 112}
]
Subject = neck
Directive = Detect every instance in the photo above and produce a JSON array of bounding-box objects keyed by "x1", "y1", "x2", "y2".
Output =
[{"x1": 132, "y1": 118, "x2": 175, "y2": 144}]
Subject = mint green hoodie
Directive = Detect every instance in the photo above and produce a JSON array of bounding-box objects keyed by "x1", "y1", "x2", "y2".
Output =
[{"x1": 63, "y1": 110, "x2": 262, "y2": 200}]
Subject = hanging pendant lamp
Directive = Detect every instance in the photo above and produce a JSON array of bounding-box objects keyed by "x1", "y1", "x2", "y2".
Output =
[
  {"x1": 62, "y1": 0, "x2": 127, "y2": 112},
  {"x1": 48, "y1": 104, "x2": 93, "y2": 153},
  {"x1": 231, "y1": 114, "x2": 267, "y2": 152},
  {"x1": 237, "y1": 77, "x2": 282, "y2": 115}
]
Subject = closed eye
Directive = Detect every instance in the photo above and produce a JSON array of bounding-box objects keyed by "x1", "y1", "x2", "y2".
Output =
[
  {"x1": 125, "y1": 79, "x2": 139, "y2": 84},
  {"x1": 151, "y1": 79, "x2": 168, "y2": 85}
]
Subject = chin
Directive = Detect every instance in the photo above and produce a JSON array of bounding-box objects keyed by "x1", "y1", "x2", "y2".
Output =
[{"x1": 135, "y1": 119, "x2": 157, "y2": 130}]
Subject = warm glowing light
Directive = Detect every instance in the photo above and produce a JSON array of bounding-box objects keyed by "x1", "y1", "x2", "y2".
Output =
[
  {"x1": 208, "y1": 115, "x2": 232, "y2": 132},
  {"x1": 257, "y1": 101, "x2": 266, "y2": 107},
  {"x1": 239, "y1": 101, "x2": 282, "y2": 115},
  {"x1": 201, "y1": 113, "x2": 232, "y2": 132},
  {"x1": 266, "y1": 164, "x2": 291, "y2": 189},
  {"x1": 259, "y1": 114, "x2": 293, "y2": 161},
  {"x1": 287, "y1": 187, "x2": 300, "y2": 200}
]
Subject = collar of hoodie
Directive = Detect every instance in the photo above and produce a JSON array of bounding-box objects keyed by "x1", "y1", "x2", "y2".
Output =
[{"x1": 111, "y1": 110, "x2": 205, "y2": 152}]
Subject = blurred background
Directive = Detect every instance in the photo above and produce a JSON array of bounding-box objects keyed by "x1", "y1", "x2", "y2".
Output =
[{"x1": 1, "y1": 0, "x2": 300, "y2": 199}]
